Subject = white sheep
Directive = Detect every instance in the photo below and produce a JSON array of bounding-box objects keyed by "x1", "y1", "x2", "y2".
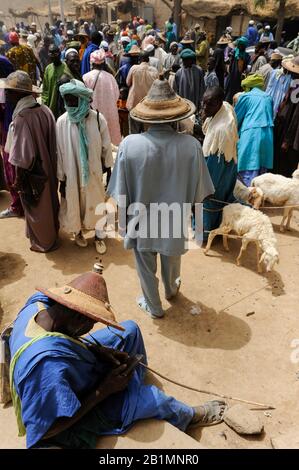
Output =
[
  {"x1": 252, "y1": 170, "x2": 299, "y2": 232},
  {"x1": 205, "y1": 203, "x2": 279, "y2": 273},
  {"x1": 233, "y1": 179, "x2": 264, "y2": 209}
]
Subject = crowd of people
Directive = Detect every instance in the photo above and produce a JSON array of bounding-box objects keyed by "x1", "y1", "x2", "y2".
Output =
[{"x1": 0, "y1": 14, "x2": 299, "y2": 449}]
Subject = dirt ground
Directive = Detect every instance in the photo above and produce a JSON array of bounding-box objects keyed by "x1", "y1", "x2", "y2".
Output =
[{"x1": 1, "y1": 189, "x2": 299, "y2": 449}]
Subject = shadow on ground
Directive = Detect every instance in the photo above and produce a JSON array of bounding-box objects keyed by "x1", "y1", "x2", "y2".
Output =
[
  {"x1": 45, "y1": 232, "x2": 135, "y2": 275},
  {"x1": 0, "y1": 252, "x2": 27, "y2": 289},
  {"x1": 154, "y1": 292, "x2": 251, "y2": 350},
  {"x1": 203, "y1": 238, "x2": 285, "y2": 296}
]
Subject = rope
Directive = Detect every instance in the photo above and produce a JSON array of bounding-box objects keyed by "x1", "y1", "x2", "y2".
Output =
[
  {"x1": 209, "y1": 197, "x2": 299, "y2": 211},
  {"x1": 141, "y1": 363, "x2": 275, "y2": 410}
]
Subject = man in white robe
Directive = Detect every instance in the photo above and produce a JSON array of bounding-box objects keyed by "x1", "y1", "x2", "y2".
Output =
[{"x1": 56, "y1": 79, "x2": 113, "y2": 254}]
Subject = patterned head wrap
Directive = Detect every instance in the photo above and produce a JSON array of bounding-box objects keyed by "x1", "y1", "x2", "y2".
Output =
[{"x1": 90, "y1": 49, "x2": 106, "y2": 64}]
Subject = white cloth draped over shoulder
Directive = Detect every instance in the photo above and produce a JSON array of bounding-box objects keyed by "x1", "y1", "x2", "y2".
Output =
[
  {"x1": 202, "y1": 101, "x2": 238, "y2": 162},
  {"x1": 56, "y1": 109, "x2": 113, "y2": 234}
]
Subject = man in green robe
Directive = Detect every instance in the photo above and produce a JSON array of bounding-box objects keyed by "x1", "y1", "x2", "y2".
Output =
[{"x1": 42, "y1": 45, "x2": 67, "y2": 119}]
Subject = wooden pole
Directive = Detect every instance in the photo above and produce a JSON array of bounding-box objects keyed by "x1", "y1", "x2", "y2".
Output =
[
  {"x1": 59, "y1": 0, "x2": 65, "y2": 24},
  {"x1": 173, "y1": 0, "x2": 182, "y2": 39},
  {"x1": 47, "y1": 0, "x2": 54, "y2": 26},
  {"x1": 275, "y1": 0, "x2": 286, "y2": 43}
]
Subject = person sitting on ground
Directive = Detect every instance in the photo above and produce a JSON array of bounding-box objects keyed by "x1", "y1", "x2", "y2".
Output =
[{"x1": 9, "y1": 271, "x2": 227, "y2": 448}]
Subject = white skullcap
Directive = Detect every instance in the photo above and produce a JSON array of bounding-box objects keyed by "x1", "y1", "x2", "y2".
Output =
[
  {"x1": 249, "y1": 20, "x2": 255, "y2": 25},
  {"x1": 65, "y1": 48, "x2": 79, "y2": 58},
  {"x1": 120, "y1": 36, "x2": 131, "y2": 43},
  {"x1": 145, "y1": 44, "x2": 154, "y2": 52}
]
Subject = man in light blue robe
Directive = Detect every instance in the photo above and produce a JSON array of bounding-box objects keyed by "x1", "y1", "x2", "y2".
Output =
[
  {"x1": 108, "y1": 77, "x2": 214, "y2": 319},
  {"x1": 266, "y1": 66, "x2": 292, "y2": 117}
]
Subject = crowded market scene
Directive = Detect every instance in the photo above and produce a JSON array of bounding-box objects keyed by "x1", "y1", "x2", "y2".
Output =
[{"x1": 0, "y1": 0, "x2": 299, "y2": 453}]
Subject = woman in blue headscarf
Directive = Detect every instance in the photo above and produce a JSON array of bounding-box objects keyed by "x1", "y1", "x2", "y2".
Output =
[
  {"x1": 56, "y1": 79, "x2": 113, "y2": 254},
  {"x1": 225, "y1": 36, "x2": 250, "y2": 103}
]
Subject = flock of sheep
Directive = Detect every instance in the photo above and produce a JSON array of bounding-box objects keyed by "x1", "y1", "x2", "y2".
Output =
[{"x1": 204, "y1": 170, "x2": 299, "y2": 273}]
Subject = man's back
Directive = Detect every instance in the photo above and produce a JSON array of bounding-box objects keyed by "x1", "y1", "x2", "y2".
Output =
[
  {"x1": 108, "y1": 124, "x2": 214, "y2": 255},
  {"x1": 236, "y1": 88, "x2": 273, "y2": 131}
]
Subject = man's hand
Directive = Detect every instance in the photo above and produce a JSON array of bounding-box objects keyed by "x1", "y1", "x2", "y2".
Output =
[
  {"x1": 87, "y1": 344, "x2": 129, "y2": 367},
  {"x1": 99, "y1": 364, "x2": 132, "y2": 395}
]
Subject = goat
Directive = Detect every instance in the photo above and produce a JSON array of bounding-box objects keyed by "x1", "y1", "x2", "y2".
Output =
[
  {"x1": 205, "y1": 203, "x2": 279, "y2": 273},
  {"x1": 233, "y1": 179, "x2": 264, "y2": 209}
]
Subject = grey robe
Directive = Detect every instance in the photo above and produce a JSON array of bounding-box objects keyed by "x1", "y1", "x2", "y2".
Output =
[
  {"x1": 108, "y1": 124, "x2": 214, "y2": 256},
  {"x1": 9, "y1": 105, "x2": 59, "y2": 252}
]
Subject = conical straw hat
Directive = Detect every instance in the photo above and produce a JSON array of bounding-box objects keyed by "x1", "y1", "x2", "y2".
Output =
[{"x1": 130, "y1": 75, "x2": 196, "y2": 124}]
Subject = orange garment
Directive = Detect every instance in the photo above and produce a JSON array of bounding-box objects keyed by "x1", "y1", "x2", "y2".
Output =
[{"x1": 79, "y1": 38, "x2": 88, "y2": 61}]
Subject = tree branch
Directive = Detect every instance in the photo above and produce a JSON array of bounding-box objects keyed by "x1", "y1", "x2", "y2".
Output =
[{"x1": 160, "y1": 0, "x2": 173, "y2": 11}]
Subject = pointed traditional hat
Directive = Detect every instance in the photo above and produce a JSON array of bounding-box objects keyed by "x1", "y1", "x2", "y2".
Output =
[{"x1": 130, "y1": 75, "x2": 196, "y2": 124}]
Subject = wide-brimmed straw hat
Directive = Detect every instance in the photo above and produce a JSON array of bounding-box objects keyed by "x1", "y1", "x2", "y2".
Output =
[
  {"x1": 270, "y1": 52, "x2": 283, "y2": 61},
  {"x1": 127, "y1": 44, "x2": 141, "y2": 56},
  {"x1": 36, "y1": 271, "x2": 125, "y2": 331},
  {"x1": 74, "y1": 31, "x2": 89, "y2": 39},
  {"x1": 156, "y1": 32, "x2": 166, "y2": 43},
  {"x1": 180, "y1": 33, "x2": 194, "y2": 44},
  {"x1": 217, "y1": 35, "x2": 231, "y2": 45},
  {"x1": 107, "y1": 27, "x2": 117, "y2": 36},
  {"x1": 0, "y1": 70, "x2": 41, "y2": 94},
  {"x1": 130, "y1": 75, "x2": 196, "y2": 124},
  {"x1": 282, "y1": 55, "x2": 299, "y2": 74}
]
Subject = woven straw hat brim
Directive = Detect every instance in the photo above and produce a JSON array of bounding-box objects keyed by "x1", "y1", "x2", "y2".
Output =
[
  {"x1": 217, "y1": 39, "x2": 230, "y2": 45},
  {"x1": 0, "y1": 79, "x2": 41, "y2": 94},
  {"x1": 36, "y1": 285, "x2": 125, "y2": 331},
  {"x1": 74, "y1": 32, "x2": 89, "y2": 39},
  {"x1": 282, "y1": 58, "x2": 299, "y2": 74},
  {"x1": 181, "y1": 39, "x2": 194, "y2": 44},
  {"x1": 131, "y1": 98, "x2": 196, "y2": 123}
]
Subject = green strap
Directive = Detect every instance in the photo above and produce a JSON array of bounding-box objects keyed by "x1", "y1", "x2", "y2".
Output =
[{"x1": 10, "y1": 330, "x2": 88, "y2": 436}]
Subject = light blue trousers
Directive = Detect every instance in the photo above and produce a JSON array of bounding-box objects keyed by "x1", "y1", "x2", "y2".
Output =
[{"x1": 134, "y1": 250, "x2": 181, "y2": 316}]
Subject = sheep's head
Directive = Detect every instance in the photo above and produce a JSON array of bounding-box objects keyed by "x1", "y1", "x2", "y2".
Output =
[
  {"x1": 292, "y1": 169, "x2": 299, "y2": 180},
  {"x1": 260, "y1": 246, "x2": 279, "y2": 272},
  {"x1": 248, "y1": 187, "x2": 264, "y2": 209}
]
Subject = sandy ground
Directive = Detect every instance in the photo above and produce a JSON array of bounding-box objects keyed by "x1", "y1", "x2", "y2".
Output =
[{"x1": 1, "y1": 190, "x2": 299, "y2": 449}]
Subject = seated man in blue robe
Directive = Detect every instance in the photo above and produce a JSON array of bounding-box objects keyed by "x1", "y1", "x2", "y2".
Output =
[{"x1": 9, "y1": 271, "x2": 226, "y2": 449}]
